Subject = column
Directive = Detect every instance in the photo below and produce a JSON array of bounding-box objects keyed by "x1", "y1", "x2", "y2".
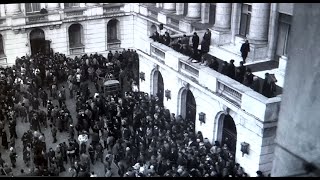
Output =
[
  {"x1": 267, "y1": 3, "x2": 279, "y2": 60},
  {"x1": 176, "y1": 3, "x2": 184, "y2": 15},
  {"x1": 185, "y1": 3, "x2": 201, "y2": 21},
  {"x1": 231, "y1": 3, "x2": 241, "y2": 44},
  {"x1": 201, "y1": 3, "x2": 209, "y2": 24},
  {"x1": 5, "y1": 4, "x2": 21, "y2": 16},
  {"x1": 213, "y1": 3, "x2": 232, "y2": 31},
  {"x1": 162, "y1": 3, "x2": 176, "y2": 13},
  {"x1": 156, "y1": 3, "x2": 161, "y2": 8},
  {"x1": 86, "y1": 3, "x2": 99, "y2": 7},
  {"x1": 248, "y1": 3, "x2": 271, "y2": 44},
  {"x1": 47, "y1": 3, "x2": 60, "y2": 10}
]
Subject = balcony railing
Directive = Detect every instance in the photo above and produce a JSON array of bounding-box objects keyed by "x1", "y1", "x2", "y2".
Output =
[
  {"x1": 150, "y1": 44, "x2": 165, "y2": 63},
  {"x1": 217, "y1": 81, "x2": 242, "y2": 107},
  {"x1": 26, "y1": 14, "x2": 48, "y2": 24},
  {"x1": 167, "y1": 17, "x2": 179, "y2": 27},
  {"x1": 103, "y1": 3, "x2": 124, "y2": 14},
  {"x1": 148, "y1": 9, "x2": 158, "y2": 20},
  {"x1": 70, "y1": 46, "x2": 85, "y2": 55},
  {"x1": 65, "y1": 9, "x2": 85, "y2": 17},
  {"x1": 180, "y1": 61, "x2": 199, "y2": 77}
]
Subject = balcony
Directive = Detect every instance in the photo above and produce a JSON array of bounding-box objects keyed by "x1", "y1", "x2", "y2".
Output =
[
  {"x1": 70, "y1": 46, "x2": 85, "y2": 55},
  {"x1": 103, "y1": 3, "x2": 124, "y2": 15},
  {"x1": 140, "y1": 38, "x2": 282, "y2": 122},
  {"x1": 26, "y1": 14, "x2": 48, "y2": 25}
]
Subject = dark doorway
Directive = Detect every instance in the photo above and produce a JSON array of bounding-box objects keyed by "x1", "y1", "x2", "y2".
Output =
[
  {"x1": 221, "y1": 115, "x2": 237, "y2": 156},
  {"x1": 30, "y1": 28, "x2": 49, "y2": 55},
  {"x1": 185, "y1": 90, "x2": 196, "y2": 129},
  {"x1": 156, "y1": 71, "x2": 164, "y2": 107}
]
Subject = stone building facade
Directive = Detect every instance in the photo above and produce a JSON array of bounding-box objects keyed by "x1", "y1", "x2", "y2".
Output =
[{"x1": 0, "y1": 3, "x2": 295, "y2": 176}]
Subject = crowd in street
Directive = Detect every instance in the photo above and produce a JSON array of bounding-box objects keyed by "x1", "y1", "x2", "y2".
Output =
[{"x1": 0, "y1": 47, "x2": 270, "y2": 177}]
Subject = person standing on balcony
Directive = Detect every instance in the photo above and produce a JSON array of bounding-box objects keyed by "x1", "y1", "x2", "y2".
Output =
[
  {"x1": 240, "y1": 40, "x2": 250, "y2": 64},
  {"x1": 227, "y1": 60, "x2": 236, "y2": 79},
  {"x1": 164, "y1": 32, "x2": 171, "y2": 46},
  {"x1": 192, "y1": 32, "x2": 200, "y2": 53},
  {"x1": 201, "y1": 29, "x2": 211, "y2": 54},
  {"x1": 243, "y1": 68, "x2": 254, "y2": 87},
  {"x1": 159, "y1": 24, "x2": 166, "y2": 44}
]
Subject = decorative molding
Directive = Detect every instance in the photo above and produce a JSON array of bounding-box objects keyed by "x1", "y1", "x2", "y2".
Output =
[
  {"x1": 13, "y1": 29, "x2": 19, "y2": 34},
  {"x1": 55, "y1": 24, "x2": 61, "y2": 29},
  {"x1": 49, "y1": 25, "x2": 54, "y2": 30}
]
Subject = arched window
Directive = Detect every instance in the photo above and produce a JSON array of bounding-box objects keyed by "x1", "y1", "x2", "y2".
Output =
[
  {"x1": 25, "y1": 3, "x2": 41, "y2": 13},
  {"x1": 68, "y1": 23, "x2": 84, "y2": 48},
  {"x1": 0, "y1": 34, "x2": 4, "y2": 57},
  {"x1": 107, "y1": 19, "x2": 120, "y2": 43}
]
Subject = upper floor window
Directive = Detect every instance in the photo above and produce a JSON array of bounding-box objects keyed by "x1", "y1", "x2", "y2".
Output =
[
  {"x1": 69, "y1": 23, "x2": 84, "y2": 48},
  {"x1": 239, "y1": 3, "x2": 251, "y2": 37},
  {"x1": 107, "y1": 19, "x2": 120, "y2": 43},
  {"x1": 25, "y1": 3, "x2": 41, "y2": 13},
  {"x1": 64, "y1": 3, "x2": 80, "y2": 9}
]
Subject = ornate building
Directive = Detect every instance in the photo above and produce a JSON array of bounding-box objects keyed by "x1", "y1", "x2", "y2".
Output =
[{"x1": 0, "y1": 3, "x2": 296, "y2": 176}]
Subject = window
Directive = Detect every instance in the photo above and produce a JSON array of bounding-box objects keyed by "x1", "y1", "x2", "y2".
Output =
[
  {"x1": 25, "y1": 3, "x2": 41, "y2": 13},
  {"x1": 64, "y1": 3, "x2": 80, "y2": 9},
  {"x1": 0, "y1": 34, "x2": 4, "y2": 57},
  {"x1": 276, "y1": 13, "x2": 292, "y2": 57},
  {"x1": 239, "y1": 3, "x2": 251, "y2": 37},
  {"x1": 107, "y1": 19, "x2": 120, "y2": 43},
  {"x1": 68, "y1": 24, "x2": 83, "y2": 48}
]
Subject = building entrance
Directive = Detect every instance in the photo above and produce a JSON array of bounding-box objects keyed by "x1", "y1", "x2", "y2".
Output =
[{"x1": 30, "y1": 28, "x2": 50, "y2": 55}]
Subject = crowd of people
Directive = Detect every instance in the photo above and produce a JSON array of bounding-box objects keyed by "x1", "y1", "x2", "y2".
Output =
[
  {"x1": 150, "y1": 24, "x2": 277, "y2": 98},
  {"x1": 0, "y1": 46, "x2": 270, "y2": 177}
]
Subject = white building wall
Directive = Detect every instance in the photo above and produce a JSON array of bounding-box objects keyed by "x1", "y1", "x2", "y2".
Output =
[
  {"x1": 45, "y1": 25, "x2": 68, "y2": 55},
  {"x1": 3, "y1": 30, "x2": 29, "y2": 65},
  {"x1": 119, "y1": 15, "x2": 134, "y2": 48},
  {"x1": 84, "y1": 18, "x2": 106, "y2": 53}
]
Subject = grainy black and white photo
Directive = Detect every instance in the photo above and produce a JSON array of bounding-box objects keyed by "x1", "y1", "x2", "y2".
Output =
[{"x1": 0, "y1": 3, "x2": 319, "y2": 177}]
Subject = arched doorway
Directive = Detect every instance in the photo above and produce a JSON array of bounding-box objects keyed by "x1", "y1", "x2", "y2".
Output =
[
  {"x1": 180, "y1": 89, "x2": 196, "y2": 129},
  {"x1": 217, "y1": 114, "x2": 237, "y2": 156},
  {"x1": 186, "y1": 90, "x2": 196, "y2": 129},
  {"x1": 30, "y1": 28, "x2": 48, "y2": 55},
  {"x1": 153, "y1": 70, "x2": 164, "y2": 107}
]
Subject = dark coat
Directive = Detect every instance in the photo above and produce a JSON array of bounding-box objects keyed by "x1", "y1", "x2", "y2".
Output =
[
  {"x1": 240, "y1": 43, "x2": 250, "y2": 58},
  {"x1": 192, "y1": 34, "x2": 200, "y2": 50}
]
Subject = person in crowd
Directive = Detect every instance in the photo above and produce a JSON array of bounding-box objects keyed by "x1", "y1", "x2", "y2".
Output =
[
  {"x1": 192, "y1": 32, "x2": 200, "y2": 53},
  {"x1": 208, "y1": 57, "x2": 219, "y2": 71},
  {"x1": 240, "y1": 40, "x2": 250, "y2": 64},
  {"x1": 251, "y1": 76, "x2": 261, "y2": 93},
  {"x1": 227, "y1": 59, "x2": 236, "y2": 79},
  {"x1": 150, "y1": 30, "x2": 160, "y2": 42},
  {"x1": 243, "y1": 68, "x2": 254, "y2": 87},
  {"x1": 200, "y1": 29, "x2": 211, "y2": 54}
]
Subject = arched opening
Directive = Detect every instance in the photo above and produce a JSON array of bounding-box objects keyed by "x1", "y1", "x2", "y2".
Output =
[
  {"x1": 153, "y1": 70, "x2": 164, "y2": 107},
  {"x1": 0, "y1": 34, "x2": 5, "y2": 57},
  {"x1": 180, "y1": 89, "x2": 196, "y2": 129},
  {"x1": 217, "y1": 113, "x2": 237, "y2": 156},
  {"x1": 30, "y1": 28, "x2": 47, "y2": 55},
  {"x1": 68, "y1": 23, "x2": 84, "y2": 48},
  {"x1": 107, "y1": 19, "x2": 120, "y2": 43}
]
